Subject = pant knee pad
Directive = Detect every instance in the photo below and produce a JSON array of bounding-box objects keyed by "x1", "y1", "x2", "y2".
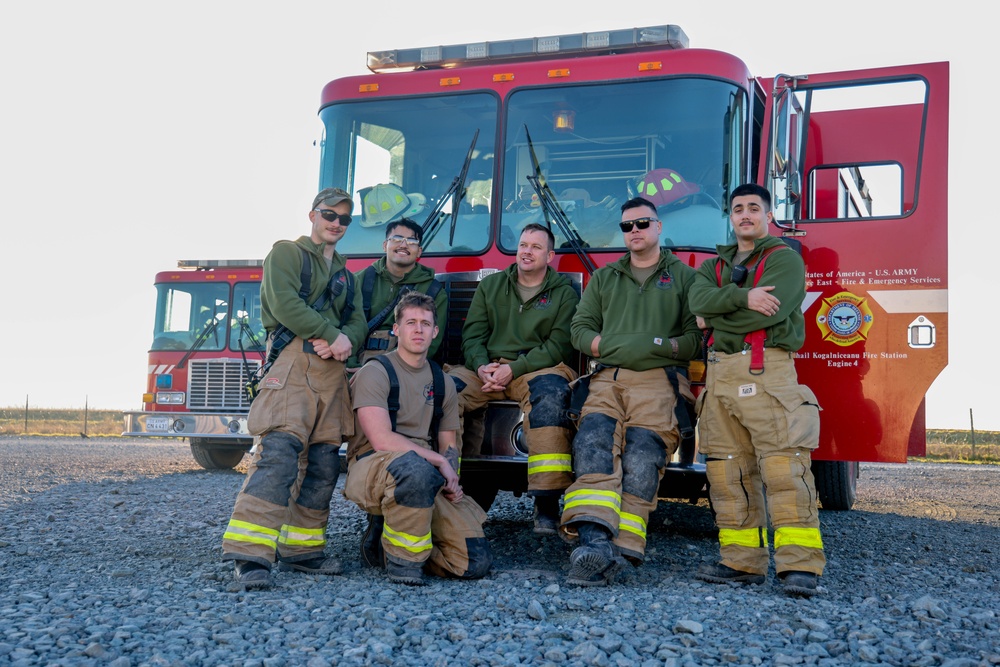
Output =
[
  {"x1": 572, "y1": 413, "x2": 617, "y2": 476},
  {"x1": 387, "y1": 451, "x2": 445, "y2": 508},
  {"x1": 297, "y1": 443, "x2": 341, "y2": 510},
  {"x1": 462, "y1": 537, "x2": 494, "y2": 579},
  {"x1": 243, "y1": 432, "x2": 303, "y2": 505},
  {"x1": 621, "y1": 427, "x2": 666, "y2": 502},
  {"x1": 527, "y1": 374, "x2": 573, "y2": 429}
]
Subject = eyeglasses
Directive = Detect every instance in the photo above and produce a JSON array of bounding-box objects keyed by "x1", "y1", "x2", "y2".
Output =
[
  {"x1": 619, "y1": 217, "x2": 658, "y2": 233},
  {"x1": 386, "y1": 235, "x2": 420, "y2": 247},
  {"x1": 314, "y1": 209, "x2": 352, "y2": 225}
]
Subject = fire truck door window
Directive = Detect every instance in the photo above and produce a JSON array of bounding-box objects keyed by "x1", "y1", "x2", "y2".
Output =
[
  {"x1": 317, "y1": 93, "x2": 498, "y2": 257},
  {"x1": 809, "y1": 164, "x2": 902, "y2": 219},
  {"x1": 151, "y1": 283, "x2": 230, "y2": 352},
  {"x1": 500, "y1": 77, "x2": 742, "y2": 252},
  {"x1": 788, "y1": 79, "x2": 926, "y2": 223}
]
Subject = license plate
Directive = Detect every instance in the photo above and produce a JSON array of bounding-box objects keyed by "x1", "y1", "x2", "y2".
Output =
[{"x1": 146, "y1": 416, "x2": 169, "y2": 432}]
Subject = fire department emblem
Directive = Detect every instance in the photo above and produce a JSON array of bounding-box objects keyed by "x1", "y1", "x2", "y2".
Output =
[
  {"x1": 423, "y1": 382, "x2": 435, "y2": 405},
  {"x1": 535, "y1": 292, "x2": 551, "y2": 309},
  {"x1": 816, "y1": 291, "x2": 873, "y2": 347},
  {"x1": 655, "y1": 272, "x2": 674, "y2": 290}
]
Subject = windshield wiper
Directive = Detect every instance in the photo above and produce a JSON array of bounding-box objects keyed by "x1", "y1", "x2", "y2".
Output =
[
  {"x1": 422, "y1": 129, "x2": 479, "y2": 248},
  {"x1": 523, "y1": 126, "x2": 597, "y2": 276},
  {"x1": 177, "y1": 309, "x2": 223, "y2": 369},
  {"x1": 236, "y1": 297, "x2": 266, "y2": 383}
]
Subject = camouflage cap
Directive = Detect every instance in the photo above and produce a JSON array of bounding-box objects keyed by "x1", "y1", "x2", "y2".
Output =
[{"x1": 312, "y1": 187, "x2": 353, "y2": 212}]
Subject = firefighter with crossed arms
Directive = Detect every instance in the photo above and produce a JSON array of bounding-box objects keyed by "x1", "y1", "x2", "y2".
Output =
[
  {"x1": 448, "y1": 223, "x2": 581, "y2": 534},
  {"x1": 559, "y1": 196, "x2": 702, "y2": 586},
  {"x1": 689, "y1": 182, "x2": 825, "y2": 597},
  {"x1": 222, "y1": 187, "x2": 366, "y2": 589},
  {"x1": 343, "y1": 291, "x2": 493, "y2": 585}
]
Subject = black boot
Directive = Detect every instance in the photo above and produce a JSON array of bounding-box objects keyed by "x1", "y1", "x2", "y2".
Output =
[
  {"x1": 566, "y1": 522, "x2": 623, "y2": 586},
  {"x1": 385, "y1": 555, "x2": 425, "y2": 586},
  {"x1": 532, "y1": 496, "x2": 560, "y2": 535},
  {"x1": 234, "y1": 560, "x2": 272, "y2": 590},
  {"x1": 360, "y1": 514, "x2": 385, "y2": 568}
]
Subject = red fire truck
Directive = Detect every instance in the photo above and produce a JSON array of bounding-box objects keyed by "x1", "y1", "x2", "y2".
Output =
[{"x1": 125, "y1": 24, "x2": 948, "y2": 512}]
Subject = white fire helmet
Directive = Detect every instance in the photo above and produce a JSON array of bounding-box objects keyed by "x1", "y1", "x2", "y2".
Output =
[{"x1": 361, "y1": 183, "x2": 427, "y2": 227}]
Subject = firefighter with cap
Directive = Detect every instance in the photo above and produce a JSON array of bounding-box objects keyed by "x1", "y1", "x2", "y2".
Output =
[
  {"x1": 448, "y1": 223, "x2": 580, "y2": 535},
  {"x1": 222, "y1": 187, "x2": 366, "y2": 589},
  {"x1": 343, "y1": 291, "x2": 493, "y2": 585},
  {"x1": 559, "y1": 197, "x2": 701, "y2": 586},
  {"x1": 689, "y1": 182, "x2": 825, "y2": 597}
]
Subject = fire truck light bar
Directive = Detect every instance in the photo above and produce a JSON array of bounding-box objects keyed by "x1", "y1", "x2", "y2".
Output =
[
  {"x1": 177, "y1": 259, "x2": 264, "y2": 269},
  {"x1": 366, "y1": 25, "x2": 688, "y2": 73}
]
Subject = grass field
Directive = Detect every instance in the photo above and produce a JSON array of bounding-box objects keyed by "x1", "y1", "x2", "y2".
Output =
[{"x1": 1, "y1": 409, "x2": 997, "y2": 463}]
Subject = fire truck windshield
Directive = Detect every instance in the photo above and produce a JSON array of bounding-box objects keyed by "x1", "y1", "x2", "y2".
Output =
[
  {"x1": 150, "y1": 281, "x2": 264, "y2": 353},
  {"x1": 501, "y1": 77, "x2": 744, "y2": 252},
  {"x1": 318, "y1": 92, "x2": 498, "y2": 257},
  {"x1": 317, "y1": 77, "x2": 744, "y2": 257}
]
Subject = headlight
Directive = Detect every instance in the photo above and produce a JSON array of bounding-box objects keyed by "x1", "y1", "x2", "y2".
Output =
[{"x1": 155, "y1": 392, "x2": 186, "y2": 405}]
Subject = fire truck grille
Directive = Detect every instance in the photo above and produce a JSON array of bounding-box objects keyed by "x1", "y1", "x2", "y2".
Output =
[
  {"x1": 188, "y1": 359, "x2": 260, "y2": 411},
  {"x1": 438, "y1": 278, "x2": 480, "y2": 366}
]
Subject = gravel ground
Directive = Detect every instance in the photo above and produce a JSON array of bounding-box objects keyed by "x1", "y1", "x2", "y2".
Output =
[{"x1": 0, "y1": 435, "x2": 998, "y2": 666}]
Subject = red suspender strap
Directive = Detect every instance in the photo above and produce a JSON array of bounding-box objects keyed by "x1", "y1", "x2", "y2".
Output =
[
  {"x1": 711, "y1": 246, "x2": 788, "y2": 373},
  {"x1": 745, "y1": 246, "x2": 787, "y2": 374}
]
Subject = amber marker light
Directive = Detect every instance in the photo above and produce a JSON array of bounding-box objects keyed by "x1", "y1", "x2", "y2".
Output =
[
  {"x1": 359, "y1": 83, "x2": 379, "y2": 93},
  {"x1": 638, "y1": 61, "x2": 663, "y2": 72},
  {"x1": 440, "y1": 77, "x2": 461, "y2": 87},
  {"x1": 493, "y1": 73, "x2": 515, "y2": 83},
  {"x1": 547, "y1": 68, "x2": 571, "y2": 78}
]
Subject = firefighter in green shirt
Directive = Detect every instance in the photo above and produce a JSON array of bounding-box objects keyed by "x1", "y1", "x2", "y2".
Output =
[
  {"x1": 449, "y1": 223, "x2": 580, "y2": 534},
  {"x1": 222, "y1": 187, "x2": 366, "y2": 590},
  {"x1": 560, "y1": 196, "x2": 702, "y2": 586},
  {"x1": 350, "y1": 218, "x2": 448, "y2": 369},
  {"x1": 689, "y1": 182, "x2": 825, "y2": 597}
]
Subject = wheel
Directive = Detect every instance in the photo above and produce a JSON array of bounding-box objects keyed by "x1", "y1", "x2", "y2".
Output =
[
  {"x1": 190, "y1": 439, "x2": 247, "y2": 470},
  {"x1": 812, "y1": 460, "x2": 858, "y2": 511}
]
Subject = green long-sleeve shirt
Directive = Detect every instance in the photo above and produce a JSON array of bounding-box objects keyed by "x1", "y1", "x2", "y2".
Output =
[
  {"x1": 260, "y1": 236, "x2": 366, "y2": 350},
  {"x1": 571, "y1": 250, "x2": 701, "y2": 370},
  {"x1": 349, "y1": 257, "x2": 449, "y2": 366},
  {"x1": 461, "y1": 264, "x2": 579, "y2": 378},
  {"x1": 689, "y1": 235, "x2": 806, "y2": 354}
]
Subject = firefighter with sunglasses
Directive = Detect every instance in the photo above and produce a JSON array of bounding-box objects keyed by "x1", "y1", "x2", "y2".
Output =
[
  {"x1": 222, "y1": 187, "x2": 366, "y2": 589},
  {"x1": 559, "y1": 196, "x2": 701, "y2": 586}
]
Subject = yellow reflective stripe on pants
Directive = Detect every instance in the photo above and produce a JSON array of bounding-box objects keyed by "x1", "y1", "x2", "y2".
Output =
[
  {"x1": 384, "y1": 523, "x2": 433, "y2": 553},
  {"x1": 278, "y1": 524, "x2": 326, "y2": 548},
  {"x1": 223, "y1": 519, "x2": 280, "y2": 548},
  {"x1": 719, "y1": 526, "x2": 768, "y2": 548},
  {"x1": 527, "y1": 453, "x2": 572, "y2": 475},
  {"x1": 563, "y1": 488, "x2": 621, "y2": 513},
  {"x1": 618, "y1": 511, "x2": 647, "y2": 539},
  {"x1": 774, "y1": 526, "x2": 824, "y2": 550}
]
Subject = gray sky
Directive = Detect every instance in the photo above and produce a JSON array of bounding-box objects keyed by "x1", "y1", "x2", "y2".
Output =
[{"x1": 0, "y1": 2, "x2": 989, "y2": 429}]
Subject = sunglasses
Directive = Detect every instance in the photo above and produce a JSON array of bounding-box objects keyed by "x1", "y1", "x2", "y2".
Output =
[
  {"x1": 315, "y1": 209, "x2": 352, "y2": 225},
  {"x1": 386, "y1": 235, "x2": 420, "y2": 247},
  {"x1": 619, "y1": 217, "x2": 657, "y2": 233}
]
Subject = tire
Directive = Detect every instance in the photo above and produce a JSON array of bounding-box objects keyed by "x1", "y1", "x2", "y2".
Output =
[
  {"x1": 190, "y1": 439, "x2": 247, "y2": 470},
  {"x1": 813, "y1": 460, "x2": 858, "y2": 511}
]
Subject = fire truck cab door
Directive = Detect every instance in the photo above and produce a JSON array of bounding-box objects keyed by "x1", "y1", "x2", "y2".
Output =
[
  {"x1": 756, "y1": 61, "x2": 949, "y2": 466},
  {"x1": 759, "y1": 61, "x2": 949, "y2": 229}
]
